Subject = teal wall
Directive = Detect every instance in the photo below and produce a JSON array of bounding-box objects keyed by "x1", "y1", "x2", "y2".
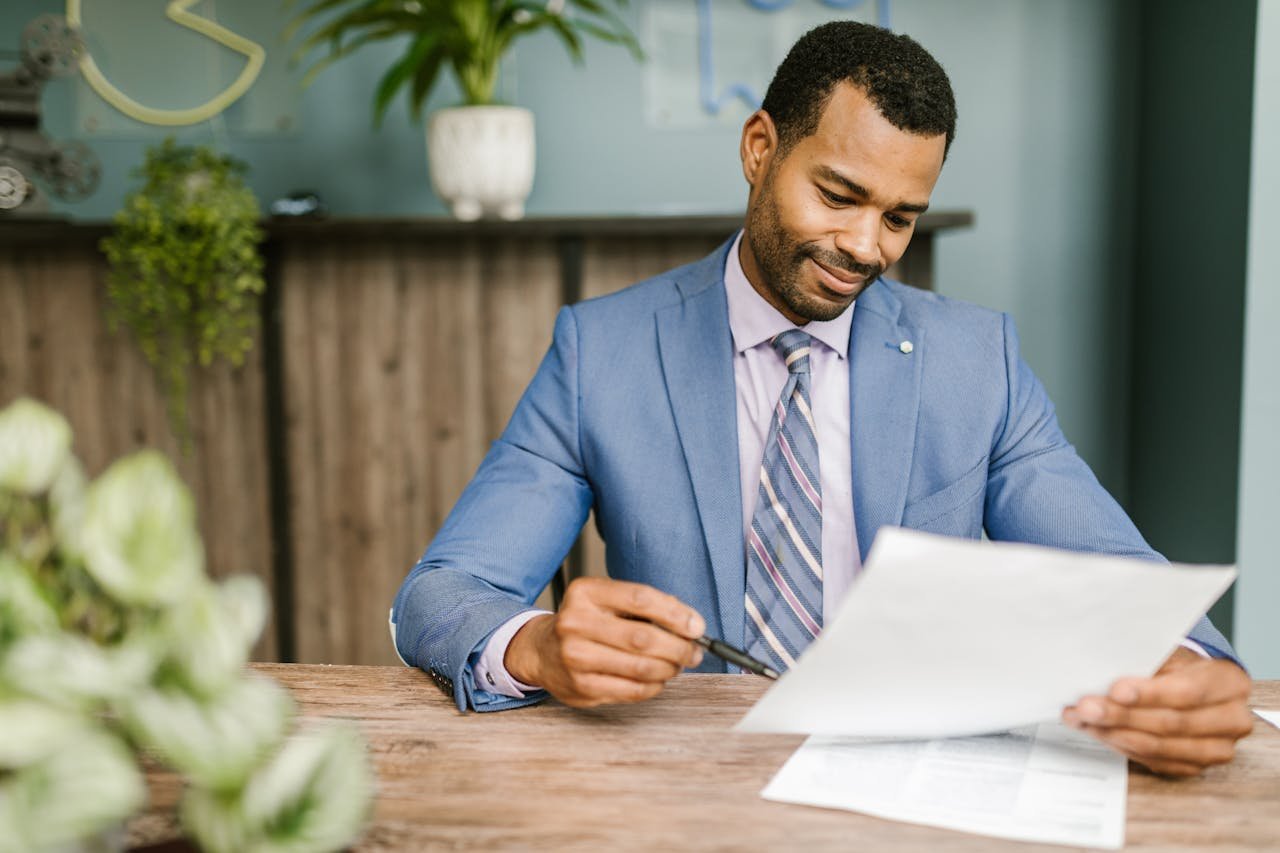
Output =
[
  {"x1": 1234, "y1": 0, "x2": 1280, "y2": 678},
  {"x1": 1126, "y1": 0, "x2": 1257, "y2": 636},
  {"x1": 4, "y1": 3, "x2": 1272, "y2": 671},
  {"x1": 7, "y1": 1, "x2": 1270, "y2": 654},
  {"x1": 4, "y1": 0, "x2": 1146, "y2": 497},
  {"x1": 917, "y1": 0, "x2": 1140, "y2": 501}
]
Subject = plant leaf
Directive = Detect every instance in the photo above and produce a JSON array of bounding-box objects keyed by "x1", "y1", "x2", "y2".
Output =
[
  {"x1": 291, "y1": 5, "x2": 421, "y2": 59},
  {"x1": 569, "y1": 18, "x2": 643, "y2": 60},
  {"x1": 408, "y1": 46, "x2": 446, "y2": 120},
  {"x1": 283, "y1": 0, "x2": 394, "y2": 44},
  {"x1": 297, "y1": 24, "x2": 410, "y2": 86},
  {"x1": 545, "y1": 14, "x2": 585, "y2": 62},
  {"x1": 373, "y1": 32, "x2": 440, "y2": 127}
]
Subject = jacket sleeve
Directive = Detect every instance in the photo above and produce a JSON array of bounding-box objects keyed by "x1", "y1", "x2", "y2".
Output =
[
  {"x1": 392, "y1": 306, "x2": 594, "y2": 710},
  {"x1": 983, "y1": 314, "x2": 1240, "y2": 666}
]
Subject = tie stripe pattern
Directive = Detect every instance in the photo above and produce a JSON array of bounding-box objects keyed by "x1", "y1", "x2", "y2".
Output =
[{"x1": 744, "y1": 329, "x2": 823, "y2": 671}]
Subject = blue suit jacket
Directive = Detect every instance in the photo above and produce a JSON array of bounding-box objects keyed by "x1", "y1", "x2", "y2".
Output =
[{"x1": 393, "y1": 237, "x2": 1236, "y2": 711}]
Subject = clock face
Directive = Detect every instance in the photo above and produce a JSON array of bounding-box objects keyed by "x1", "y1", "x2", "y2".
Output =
[{"x1": 0, "y1": 164, "x2": 30, "y2": 210}]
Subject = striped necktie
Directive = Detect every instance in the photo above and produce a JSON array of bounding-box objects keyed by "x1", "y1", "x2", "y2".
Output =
[{"x1": 744, "y1": 329, "x2": 823, "y2": 672}]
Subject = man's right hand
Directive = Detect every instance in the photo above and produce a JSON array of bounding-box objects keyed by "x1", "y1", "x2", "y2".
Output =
[{"x1": 504, "y1": 577, "x2": 706, "y2": 708}]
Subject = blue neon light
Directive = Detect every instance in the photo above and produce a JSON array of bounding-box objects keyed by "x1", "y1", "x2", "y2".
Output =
[{"x1": 697, "y1": 0, "x2": 892, "y2": 116}]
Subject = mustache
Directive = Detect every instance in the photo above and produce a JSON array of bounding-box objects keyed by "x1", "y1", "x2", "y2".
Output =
[{"x1": 804, "y1": 247, "x2": 882, "y2": 280}]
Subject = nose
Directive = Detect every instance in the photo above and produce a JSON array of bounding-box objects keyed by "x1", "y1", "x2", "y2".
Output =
[{"x1": 833, "y1": 210, "x2": 882, "y2": 269}]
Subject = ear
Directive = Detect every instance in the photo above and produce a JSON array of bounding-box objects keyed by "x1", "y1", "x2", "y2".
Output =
[{"x1": 740, "y1": 109, "x2": 779, "y2": 189}]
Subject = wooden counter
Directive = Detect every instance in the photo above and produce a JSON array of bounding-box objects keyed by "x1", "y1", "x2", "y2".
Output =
[
  {"x1": 127, "y1": 666, "x2": 1280, "y2": 852},
  {"x1": 0, "y1": 213, "x2": 972, "y2": 666}
]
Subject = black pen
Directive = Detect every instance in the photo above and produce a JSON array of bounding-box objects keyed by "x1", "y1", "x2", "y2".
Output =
[
  {"x1": 693, "y1": 635, "x2": 780, "y2": 680},
  {"x1": 632, "y1": 615, "x2": 780, "y2": 680}
]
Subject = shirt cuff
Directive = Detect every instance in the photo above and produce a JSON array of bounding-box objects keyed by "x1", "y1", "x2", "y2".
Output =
[
  {"x1": 473, "y1": 609, "x2": 552, "y2": 698},
  {"x1": 389, "y1": 607, "x2": 409, "y2": 666},
  {"x1": 1180, "y1": 638, "x2": 1211, "y2": 658}
]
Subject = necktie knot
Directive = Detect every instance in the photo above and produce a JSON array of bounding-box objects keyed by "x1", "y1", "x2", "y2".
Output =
[{"x1": 771, "y1": 329, "x2": 812, "y2": 375}]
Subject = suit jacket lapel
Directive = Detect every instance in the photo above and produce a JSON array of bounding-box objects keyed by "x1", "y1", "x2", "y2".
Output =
[
  {"x1": 850, "y1": 280, "x2": 923, "y2": 563},
  {"x1": 656, "y1": 249, "x2": 743, "y2": 648}
]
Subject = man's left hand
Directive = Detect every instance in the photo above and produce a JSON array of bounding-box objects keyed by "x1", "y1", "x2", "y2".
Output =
[{"x1": 1062, "y1": 647, "x2": 1254, "y2": 777}]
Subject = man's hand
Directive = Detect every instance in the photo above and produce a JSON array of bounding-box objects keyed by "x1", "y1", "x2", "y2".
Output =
[
  {"x1": 1062, "y1": 647, "x2": 1254, "y2": 777},
  {"x1": 504, "y1": 577, "x2": 705, "y2": 708}
]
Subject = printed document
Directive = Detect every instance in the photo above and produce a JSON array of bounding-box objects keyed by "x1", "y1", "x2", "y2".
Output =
[
  {"x1": 762, "y1": 722, "x2": 1127, "y2": 849},
  {"x1": 737, "y1": 527, "x2": 1235, "y2": 738},
  {"x1": 1255, "y1": 709, "x2": 1280, "y2": 730}
]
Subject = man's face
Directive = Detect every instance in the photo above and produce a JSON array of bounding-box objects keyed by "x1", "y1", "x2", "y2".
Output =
[{"x1": 740, "y1": 82, "x2": 948, "y2": 324}]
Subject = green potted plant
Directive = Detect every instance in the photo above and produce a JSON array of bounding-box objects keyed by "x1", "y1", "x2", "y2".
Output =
[
  {"x1": 0, "y1": 397, "x2": 373, "y2": 852},
  {"x1": 100, "y1": 139, "x2": 265, "y2": 447},
  {"x1": 287, "y1": 0, "x2": 642, "y2": 220}
]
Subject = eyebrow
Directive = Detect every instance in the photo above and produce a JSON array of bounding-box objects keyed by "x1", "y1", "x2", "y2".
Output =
[{"x1": 814, "y1": 166, "x2": 931, "y2": 215}]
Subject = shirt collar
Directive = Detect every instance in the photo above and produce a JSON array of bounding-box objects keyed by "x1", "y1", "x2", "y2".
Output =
[{"x1": 723, "y1": 230, "x2": 855, "y2": 359}]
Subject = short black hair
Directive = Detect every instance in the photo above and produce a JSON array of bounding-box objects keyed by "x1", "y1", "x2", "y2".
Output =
[{"x1": 761, "y1": 21, "x2": 957, "y2": 156}]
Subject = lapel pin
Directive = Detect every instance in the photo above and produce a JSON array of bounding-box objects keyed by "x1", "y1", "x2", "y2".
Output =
[{"x1": 899, "y1": 340, "x2": 914, "y2": 354}]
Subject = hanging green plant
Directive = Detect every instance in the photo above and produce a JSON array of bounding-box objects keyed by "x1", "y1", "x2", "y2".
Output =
[{"x1": 100, "y1": 138, "x2": 265, "y2": 447}]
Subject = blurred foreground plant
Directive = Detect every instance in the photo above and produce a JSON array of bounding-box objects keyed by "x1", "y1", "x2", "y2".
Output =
[{"x1": 0, "y1": 397, "x2": 373, "y2": 852}]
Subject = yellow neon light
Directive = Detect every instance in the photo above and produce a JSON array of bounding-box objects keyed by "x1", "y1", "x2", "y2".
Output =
[{"x1": 65, "y1": 0, "x2": 265, "y2": 126}]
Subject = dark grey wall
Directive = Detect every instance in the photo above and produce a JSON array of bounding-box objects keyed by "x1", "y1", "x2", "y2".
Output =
[{"x1": 1127, "y1": 0, "x2": 1257, "y2": 636}]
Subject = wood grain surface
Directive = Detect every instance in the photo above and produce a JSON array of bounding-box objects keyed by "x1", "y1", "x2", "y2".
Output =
[
  {"x1": 0, "y1": 245, "x2": 277, "y2": 660},
  {"x1": 280, "y1": 237, "x2": 562, "y2": 664},
  {"x1": 0, "y1": 215, "x2": 973, "y2": 666},
  {"x1": 127, "y1": 667, "x2": 1280, "y2": 852},
  {"x1": 571, "y1": 235, "x2": 729, "y2": 585}
]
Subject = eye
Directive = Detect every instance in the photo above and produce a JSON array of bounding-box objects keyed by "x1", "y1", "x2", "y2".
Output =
[
  {"x1": 885, "y1": 213, "x2": 913, "y2": 230},
  {"x1": 819, "y1": 187, "x2": 854, "y2": 206}
]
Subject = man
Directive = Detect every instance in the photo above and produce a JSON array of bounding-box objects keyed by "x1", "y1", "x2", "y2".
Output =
[{"x1": 393, "y1": 22, "x2": 1252, "y2": 777}]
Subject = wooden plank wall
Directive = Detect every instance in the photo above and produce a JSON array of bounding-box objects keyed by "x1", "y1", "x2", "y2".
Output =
[
  {"x1": 572, "y1": 236, "x2": 733, "y2": 584},
  {"x1": 281, "y1": 237, "x2": 562, "y2": 665},
  {"x1": 0, "y1": 244, "x2": 277, "y2": 660},
  {"x1": 1, "y1": 216, "x2": 962, "y2": 666},
  {"x1": 0, "y1": 233, "x2": 717, "y2": 667}
]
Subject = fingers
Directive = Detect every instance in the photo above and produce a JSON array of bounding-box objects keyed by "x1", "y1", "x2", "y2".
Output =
[
  {"x1": 558, "y1": 581, "x2": 706, "y2": 666},
  {"x1": 560, "y1": 636, "x2": 687, "y2": 683},
  {"x1": 1064, "y1": 697, "x2": 1255, "y2": 739},
  {"x1": 569, "y1": 577, "x2": 706, "y2": 639},
  {"x1": 537, "y1": 578, "x2": 707, "y2": 708},
  {"x1": 1061, "y1": 658, "x2": 1254, "y2": 777},
  {"x1": 551, "y1": 637, "x2": 690, "y2": 708},
  {"x1": 555, "y1": 673, "x2": 665, "y2": 709},
  {"x1": 1075, "y1": 724, "x2": 1241, "y2": 777},
  {"x1": 559, "y1": 637, "x2": 690, "y2": 697},
  {"x1": 1129, "y1": 756, "x2": 1211, "y2": 778},
  {"x1": 1105, "y1": 658, "x2": 1251, "y2": 710}
]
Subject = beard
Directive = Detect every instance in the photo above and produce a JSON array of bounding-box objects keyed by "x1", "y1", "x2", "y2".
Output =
[{"x1": 744, "y1": 176, "x2": 883, "y2": 323}]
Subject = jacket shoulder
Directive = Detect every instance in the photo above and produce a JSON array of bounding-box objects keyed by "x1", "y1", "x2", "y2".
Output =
[
  {"x1": 573, "y1": 270, "x2": 683, "y2": 318},
  {"x1": 879, "y1": 278, "x2": 1007, "y2": 358},
  {"x1": 880, "y1": 278, "x2": 1002, "y2": 323},
  {"x1": 569, "y1": 239, "x2": 731, "y2": 325}
]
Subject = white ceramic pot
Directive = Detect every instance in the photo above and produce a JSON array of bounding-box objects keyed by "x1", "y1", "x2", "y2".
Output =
[{"x1": 426, "y1": 105, "x2": 535, "y2": 221}]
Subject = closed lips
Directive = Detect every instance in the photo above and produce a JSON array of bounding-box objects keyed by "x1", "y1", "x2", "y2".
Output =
[{"x1": 809, "y1": 257, "x2": 862, "y2": 293}]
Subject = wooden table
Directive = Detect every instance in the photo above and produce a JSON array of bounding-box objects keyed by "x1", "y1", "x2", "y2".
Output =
[{"x1": 128, "y1": 666, "x2": 1280, "y2": 851}]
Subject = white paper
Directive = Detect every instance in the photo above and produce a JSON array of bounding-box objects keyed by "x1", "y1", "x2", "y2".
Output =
[
  {"x1": 1255, "y1": 709, "x2": 1280, "y2": 730},
  {"x1": 737, "y1": 527, "x2": 1236, "y2": 738},
  {"x1": 762, "y1": 722, "x2": 1127, "y2": 849}
]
